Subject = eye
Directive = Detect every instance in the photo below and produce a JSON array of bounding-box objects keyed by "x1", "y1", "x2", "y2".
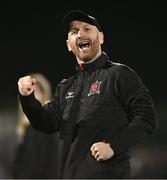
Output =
[
  {"x1": 84, "y1": 27, "x2": 90, "y2": 31},
  {"x1": 70, "y1": 29, "x2": 78, "y2": 35}
]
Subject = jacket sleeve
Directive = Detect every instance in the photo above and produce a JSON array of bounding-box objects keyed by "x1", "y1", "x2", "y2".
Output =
[
  {"x1": 107, "y1": 65, "x2": 159, "y2": 155},
  {"x1": 19, "y1": 84, "x2": 62, "y2": 134}
]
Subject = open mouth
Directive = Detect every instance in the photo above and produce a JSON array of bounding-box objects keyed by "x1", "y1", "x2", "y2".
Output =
[{"x1": 78, "y1": 41, "x2": 91, "y2": 51}]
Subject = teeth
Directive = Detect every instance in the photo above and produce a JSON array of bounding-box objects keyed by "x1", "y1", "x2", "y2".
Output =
[
  {"x1": 82, "y1": 46, "x2": 88, "y2": 50},
  {"x1": 78, "y1": 42, "x2": 90, "y2": 50},
  {"x1": 78, "y1": 40, "x2": 90, "y2": 48}
]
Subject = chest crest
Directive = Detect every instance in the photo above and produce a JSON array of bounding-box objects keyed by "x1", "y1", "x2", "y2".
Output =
[{"x1": 88, "y1": 80, "x2": 102, "y2": 96}]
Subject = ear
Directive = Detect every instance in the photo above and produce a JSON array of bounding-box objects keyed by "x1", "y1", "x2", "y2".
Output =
[
  {"x1": 66, "y1": 40, "x2": 72, "y2": 52},
  {"x1": 99, "y1": 32, "x2": 104, "y2": 45}
]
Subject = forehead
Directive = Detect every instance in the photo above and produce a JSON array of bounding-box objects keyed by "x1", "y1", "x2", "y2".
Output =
[{"x1": 69, "y1": 20, "x2": 95, "y2": 29}]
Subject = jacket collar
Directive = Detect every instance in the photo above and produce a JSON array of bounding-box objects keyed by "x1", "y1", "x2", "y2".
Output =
[{"x1": 76, "y1": 52, "x2": 110, "y2": 72}]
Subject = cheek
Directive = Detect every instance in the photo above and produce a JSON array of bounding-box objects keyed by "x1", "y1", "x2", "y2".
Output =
[
  {"x1": 67, "y1": 39, "x2": 76, "y2": 51},
  {"x1": 69, "y1": 42, "x2": 78, "y2": 52}
]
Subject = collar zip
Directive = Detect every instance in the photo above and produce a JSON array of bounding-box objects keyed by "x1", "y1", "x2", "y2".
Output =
[{"x1": 79, "y1": 63, "x2": 84, "y2": 70}]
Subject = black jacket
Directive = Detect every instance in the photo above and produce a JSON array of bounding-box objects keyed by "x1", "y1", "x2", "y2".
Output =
[{"x1": 19, "y1": 52, "x2": 158, "y2": 178}]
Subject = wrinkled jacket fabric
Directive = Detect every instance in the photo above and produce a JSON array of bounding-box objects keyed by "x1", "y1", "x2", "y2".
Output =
[{"x1": 19, "y1": 52, "x2": 158, "y2": 179}]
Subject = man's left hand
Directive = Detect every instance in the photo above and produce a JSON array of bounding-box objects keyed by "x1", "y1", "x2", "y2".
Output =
[{"x1": 90, "y1": 141, "x2": 114, "y2": 162}]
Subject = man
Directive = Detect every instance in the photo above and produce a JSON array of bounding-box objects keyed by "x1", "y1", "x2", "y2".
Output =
[{"x1": 18, "y1": 10, "x2": 159, "y2": 179}]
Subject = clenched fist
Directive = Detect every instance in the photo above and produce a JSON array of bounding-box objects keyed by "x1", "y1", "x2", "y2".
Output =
[{"x1": 18, "y1": 76, "x2": 37, "y2": 96}]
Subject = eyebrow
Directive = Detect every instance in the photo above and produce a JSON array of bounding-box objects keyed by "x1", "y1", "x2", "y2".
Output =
[{"x1": 70, "y1": 23, "x2": 92, "y2": 29}]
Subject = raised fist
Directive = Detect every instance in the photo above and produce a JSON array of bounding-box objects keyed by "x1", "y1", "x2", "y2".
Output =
[{"x1": 18, "y1": 76, "x2": 36, "y2": 96}]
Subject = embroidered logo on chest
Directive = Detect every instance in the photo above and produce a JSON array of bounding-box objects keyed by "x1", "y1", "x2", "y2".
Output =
[
  {"x1": 65, "y1": 92, "x2": 74, "y2": 99},
  {"x1": 88, "y1": 80, "x2": 102, "y2": 96}
]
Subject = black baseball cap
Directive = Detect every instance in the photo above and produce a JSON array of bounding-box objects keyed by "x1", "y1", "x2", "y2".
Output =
[{"x1": 62, "y1": 10, "x2": 102, "y2": 35}]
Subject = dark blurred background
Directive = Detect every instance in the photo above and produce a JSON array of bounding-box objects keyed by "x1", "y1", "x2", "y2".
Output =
[{"x1": 0, "y1": 0, "x2": 167, "y2": 178}]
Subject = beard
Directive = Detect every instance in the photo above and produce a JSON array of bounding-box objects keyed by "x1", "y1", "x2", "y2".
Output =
[
  {"x1": 74, "y1": 44, "x2": 101, "y2": 63},
  {"x1": 78, "y1": 54, "x2": 93, "y2": 62}
]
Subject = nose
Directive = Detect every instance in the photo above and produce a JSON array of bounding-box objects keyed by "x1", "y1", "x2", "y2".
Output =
[{"x1": 77, "y1": 29, "x2": 85, "y2": 38}]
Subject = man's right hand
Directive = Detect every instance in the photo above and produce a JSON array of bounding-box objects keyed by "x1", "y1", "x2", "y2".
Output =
[{"x1": 18, "y1": 76, "x2": 37, "y2": 96}]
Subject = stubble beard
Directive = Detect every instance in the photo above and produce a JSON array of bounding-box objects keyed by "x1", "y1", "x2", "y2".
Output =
[{"x1": 77, "y1": 45, "x2": 101, "y2": 63}]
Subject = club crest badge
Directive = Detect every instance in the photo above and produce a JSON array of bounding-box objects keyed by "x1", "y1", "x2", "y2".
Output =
[{"x1": 88, "y1": 80, "x2": 102, "y2": 96}]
